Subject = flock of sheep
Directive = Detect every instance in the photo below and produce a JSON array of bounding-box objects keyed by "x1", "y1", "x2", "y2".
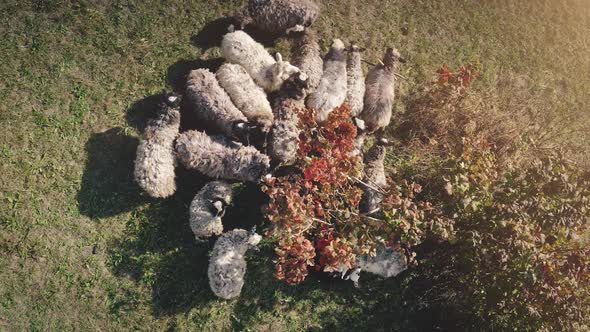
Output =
[{"x1": 133, "y1": 0, "x2": 407, "y2": 299}]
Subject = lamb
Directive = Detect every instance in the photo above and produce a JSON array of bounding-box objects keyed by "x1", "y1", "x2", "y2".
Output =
[
  {"x1": 267, "y1": 72, "x2": 309, "y2": 167},
  {"x1": 216, "y1": 63, "x2": 274, "y2": 133},
  {"x1": 175, "y1": 130, "x2": 270, "y2": 183},
  {"x1": 359, "y1": 138, "x2": 390, "y2": 214},
  {"x1": 208, "y1": 228, "x2": 262, "y2": 299},
  {"x1": 291, "y1": 29, "x2": 323, "y2": 92},
  {"x1": 306, "y1": 39, "x2": 348, "y2": 123},
  {"x1": 221, "y1": 30, "x2": 301, "y2": 92},
  {"x1": 346, "y1": 43, "x2": 366, "y2": 117},
  {"x1": 186, "y1": 69, "x2": 251, "y2": 143},
  {"x1": 357, "y1": 247, "x2": 407, "y2": 278},
  {"x1": 189, "y1": 181, "x2": 234, "y2": 241},
  {"x1": 359, "y1": 47, "x2": 406, "y2": 133},
  {"x1": 134, "y1": 93, "x2": 181, "y2": 198},
  {"x1": 343, "y1": 247, "x2": 408, "y2": 286},
  {"x1": 237, "y1": 0, "x2": 320, "y2": 35}
]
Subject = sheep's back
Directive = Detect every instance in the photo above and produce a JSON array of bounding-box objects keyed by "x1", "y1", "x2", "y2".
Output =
[
  {"x1": 186, "y1": 69, "x2": 247, "y2": 136},
  {"x1": 346, "y1": 52, "x2": 365, "y2": 117},
  {"x1": 307, "y1": 58, "x2": 347, "y2": 121},
  {"x1": 246, "y1": 0, "x2": 320, "y2": 33},
  {"x1": 292, "y1": 31, "x2": 323, "y2": 91},
  {"x1": 216, "y1": 63, "x2": 273, "y2": 131},
  {"x1": 221, "y1": 31, "x2": 275, "y2": 81},
  {"x1": 361, "y1": 67, "x2": 395, "y2": 131}
]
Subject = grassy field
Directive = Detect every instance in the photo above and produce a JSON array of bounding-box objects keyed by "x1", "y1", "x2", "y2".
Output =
[{"x1": 1, "y1": 0, "x2": 589, "y2": 330}]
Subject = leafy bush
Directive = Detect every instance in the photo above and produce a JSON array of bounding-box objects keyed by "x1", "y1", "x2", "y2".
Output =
[
  {"x1": 261, "y1": 64, "x2": 589, "y2": 331},
  {"x1": 393, "y1": 66, "x2": 590, "y2": 330},
  {"x1": 395, "y1": 63, "x2": 535, "y2": 167},
  {"x1": 405, "y1": 139, "x2": 590, "y2": 331},
  {"x1": 262, "y1": 105, "x2": 446, "y2": 284}
]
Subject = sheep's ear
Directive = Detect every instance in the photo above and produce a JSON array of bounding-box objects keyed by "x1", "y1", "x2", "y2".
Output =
[{"x1": 275, "y1": 52, "x2": 283, "y2": 63}]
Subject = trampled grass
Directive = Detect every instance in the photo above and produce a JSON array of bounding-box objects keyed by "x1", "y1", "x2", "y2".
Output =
[{"x1": 0, "y1": 0, "x2": 588, "y2": 330}]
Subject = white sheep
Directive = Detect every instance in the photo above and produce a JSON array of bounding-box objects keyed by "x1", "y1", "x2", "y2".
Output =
[
  {"x1": 237, "y1": 0, "x2": 320, "y2": 35},
  {"x1": 221, "y1": 30, "x2": 301, "y2": 93},
  {"x1": 186, "y1": 69, "x2": 251, "y2": 143},
  {"x1": 267, "y1": 72, "x2": 309, "y2": 167},
  {"x1": 216, "y1": 63, "x2": 274, "y2": 133},
  {"x1": 134, "y1": 94, "x2": 181, "y2": 198},
  {"x1": 359, "y1": 48, "x2": 406, "y2": 133},
  {"x1": 291, "y1": 29, "x2": 323, "y2": 92},
  {"x1": 346, "y1": 43, "x2": 366, "y2": 117},
  {"x1": 189, "y1": 181, "x2": 234, "y2": 241},
  {"x1": 359, "y1": 138, "x2": 389, "y2": 214},
  {"x1": 175, "y1": 130, "x2": 270, "y2": 183},
  {"x1": 208, "y1": 228, "x2": 262, "y2": 299},
  {"x1": 306, "y1": 39, "x2": 348, "y2": 123}
]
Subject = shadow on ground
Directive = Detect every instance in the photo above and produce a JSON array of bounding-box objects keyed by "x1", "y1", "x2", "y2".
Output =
[
  {"x1": 76, "y1": 127, "x2": 144, "y2": 218},
  {"x1": 167, "y1": 58, "x2": 225, "y2": 93},
  {"x1": 190, "y1": 16, "x2": 279, "y2": 52}
]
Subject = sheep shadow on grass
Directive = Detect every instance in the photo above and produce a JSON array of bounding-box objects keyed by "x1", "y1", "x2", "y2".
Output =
[
  {"x1": 76, "y1": 127, "x2": 144, "y2": 218},
  {"x1": 229, "y1": 246, "x2": 412, "y2": 331},
  {"x1": 190, "y1": 16, "x2": 279, "y2": 52},
  {"x1": 167, "y1": 58, "x2": 225, "y2": 93}
]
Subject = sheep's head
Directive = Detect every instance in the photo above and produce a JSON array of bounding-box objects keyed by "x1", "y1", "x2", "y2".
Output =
[
  {"x1": 165, "y1": 93, "x2": 182, "y2": 108},
  {"x1": 365, "y1": 138, "x2": 391, "y2": 163},
  {"x1": 232, "y1": 121, "x2": 252, "y2": 144},
  {"x1": 348, "y1": 43, "x2": 366, "y2": 53},
  {"x1": 354, "y1": 118, "x2": 366, "y2": 132},
  {"x1": 208, "y1": 182, "x2": 233, "y2": 217},
  {"x1": 247, "y1": 152, "x2": 270, "y2": 182},
  {"x1": 326, "y1": 39, "x2": 347, "y2": 62},
  {"x1": 280, "y1": 72, "x2": 309, "y2": 100},
  {"x1": 248, "y1": 121, "x2": 272, "y2": 150},
  {"x1": 271, "y1": 52, "x2": 301, "y2": 85},
  {"x1": 224, "y1": 229, "x2": 262, "y2": 251},
  {"x1": 247, "y1": 227, "x2": 262, "y2": 247},
  {"x1": 376, "y1": 137, "x2": 394, "y2": 146},
  {"x1": 383, "y1": 47, "x2": 406, "y2": 68},
  {"x1": 332, "y1": 39, "x2": 345, "y2": 50},
  {"x1": 149, "y1": 93, "x2": 181, "y2": 130}
]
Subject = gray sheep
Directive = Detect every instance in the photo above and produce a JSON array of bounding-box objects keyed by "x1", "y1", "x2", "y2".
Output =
[
  {"x1": 189, "y1": 181, "x2": 234, "y2": 241},
  {"x1": 216, "y1": 63, "x2": 274, "y2": 133},
  {"x1": 291, "y1": 29, "x2": 323, "y2": 92},
  {"x1": 208, "y1": 228, "x2": 262, "y2": 299},
  {"x1": 175, "y1": 130, "x2": 270, "y2": 183},
  {"x1": 359, "y1": 48, "x2": 406, "y2": 133},
  {"x1": 306, "y1": 39, "x2": 348, "y2": 123},
  {"x1": 359, "y1": 138, "x2": 389, "y2": 214},
  {"x1": 268, "y1": 72, "x2": 309, "y2": 167},
  {"x1": 134, "y1": 94, "x2": 181, "y2": 198},
  {"x1": 343, "y1": 247, "x2": 408, "y2": 286},
  {"x1": 237, "y1": 0, "x2": 321, "y2": 35},
  {"x1": 186, "y1": 69, "x2": 250, "y2": 143},
  {"x1": 346, "y1": 44, "x2": 366, "y2": 117}
]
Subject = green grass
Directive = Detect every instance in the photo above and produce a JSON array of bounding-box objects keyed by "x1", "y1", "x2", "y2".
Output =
[{"x1": 0, "y1": 0, "x2": 588, "y2": 330}]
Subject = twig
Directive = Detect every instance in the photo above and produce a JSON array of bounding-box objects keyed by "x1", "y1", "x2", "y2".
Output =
[
  {"x1": 347, "y1": 175, "x2": 388, "y2": 195},
  {"x1": 327, "y1": 209, "x2": 386, "y2": 223},
  {"x1": 394, "y1": 73, "x2": 408, "y2": 80},
  {"x1": 361, "y1": 60, "x2": 407, "y2": 80},
  {"x1": 312, "y1": 218, "x2": 333, "y2": 225}
]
